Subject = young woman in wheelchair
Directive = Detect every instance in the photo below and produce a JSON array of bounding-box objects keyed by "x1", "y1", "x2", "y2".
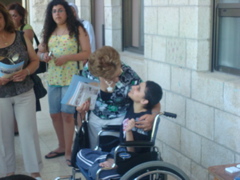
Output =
[
  {"x1": 76, "y1": 46, "x2": 161, "y2": 150},
  {"x1": 76, "y1": 80, "x2": 163, "y2": 180}
]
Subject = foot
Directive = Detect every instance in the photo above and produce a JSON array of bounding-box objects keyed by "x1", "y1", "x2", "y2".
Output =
[
  {"x1": 31, "y1": 172, "x2": 41, "y2": 180},
  {"x1": 99, "y1": 158, "x2": 117, "y2": 169},
  {"x1": 45, "y1": 148, "x2": 65, "y2": 159},
  {"x1": 66, "y1": 159, "x2": 72, "y2": 167}
]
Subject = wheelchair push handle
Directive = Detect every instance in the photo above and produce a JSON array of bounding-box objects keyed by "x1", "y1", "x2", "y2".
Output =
[{"x1": 160, "y1": 111, "x2": 177, "y2": 118}]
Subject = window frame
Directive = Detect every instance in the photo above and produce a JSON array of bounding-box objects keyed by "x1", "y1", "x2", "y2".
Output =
[
  {"x1": 122, "y1": 0, "x2": 144, "y2": 54},
  {"x1": 212, "y1": 0, "x2": 240, "y2": 75}
]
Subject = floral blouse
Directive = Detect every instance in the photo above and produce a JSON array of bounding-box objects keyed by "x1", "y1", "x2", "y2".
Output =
[
  {"x1": 82, "y1": 62, "x2": 142, "y2": 119},
  {"x1": 0, "y1": 31, "x2": 33, "y2": 98},
  {"x1": 47, "y1": 34, "x2": 80, "y2": 86}
]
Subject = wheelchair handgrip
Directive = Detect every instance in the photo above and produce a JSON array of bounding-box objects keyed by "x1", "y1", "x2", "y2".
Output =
[
  {"x1": 162, "y1": 111, "x2": 177, "y2": 118},
  {"x1": 119, "y1": 141, "x2": 154, "y2": 147}
]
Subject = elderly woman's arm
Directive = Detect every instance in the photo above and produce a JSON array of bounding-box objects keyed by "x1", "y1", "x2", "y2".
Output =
[{"x1": 135, "y1": 103, "x2": 161, "y2": 131}]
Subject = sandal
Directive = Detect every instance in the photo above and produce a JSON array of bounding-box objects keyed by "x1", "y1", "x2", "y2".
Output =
[
  {"x1": 45, "y1": 151, "x2": 65, "y2": 159},
  {"x1": 66, "y1": 159, "x2": 72, "y2": 167}
]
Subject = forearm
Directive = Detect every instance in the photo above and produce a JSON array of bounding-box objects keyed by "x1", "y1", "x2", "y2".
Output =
[
  {"x1": 126, "y1": 131, "x2": 134, "y2": 152},
  {"x1": 62, "y1": 51, "x2": 90, "y2": 62}
]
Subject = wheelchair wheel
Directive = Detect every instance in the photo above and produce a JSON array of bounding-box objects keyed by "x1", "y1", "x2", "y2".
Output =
[{"x1": 120, "y1": 161, "x2": 189, "y2": 180}]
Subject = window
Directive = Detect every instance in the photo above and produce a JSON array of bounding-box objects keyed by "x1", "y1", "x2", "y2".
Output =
[
  {"x1": 213, "y1": 0, "x2": 240, "y2": 75},
  {"x1": 122, "y1": 0, "x2": 144, "y2": 54}
]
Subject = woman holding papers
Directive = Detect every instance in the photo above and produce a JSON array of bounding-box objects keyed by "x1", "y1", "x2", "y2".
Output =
[
  {"x1": 77, "y1": 46, "x2": 161, "y2": 149},
  {"x1": 0, "y1": 3, "x2": 42, "y2": 180},
  {"x1": 37, "y1": 0, "x2": 90, "y2": 165}
]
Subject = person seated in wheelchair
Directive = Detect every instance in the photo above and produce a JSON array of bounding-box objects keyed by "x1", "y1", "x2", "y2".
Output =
[{"x1": 76, "y1": 80, "x2": 163, "y2": 180}]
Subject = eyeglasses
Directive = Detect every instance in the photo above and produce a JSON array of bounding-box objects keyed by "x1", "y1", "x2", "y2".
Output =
[{"x1": 52, "y1": 9, "x2": 65, "y2": 14}]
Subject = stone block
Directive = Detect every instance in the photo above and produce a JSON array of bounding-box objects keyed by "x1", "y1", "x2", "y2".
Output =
[
  {"x1": 191, "y1": 161, "x2": 209, "y2": 180},
  {"x1": 104, "y1": 29, "x2": 121, "y2": 51},
  {"x1": 169, "y1": 0, "x2": 188, "y2": 5},
  {"x1": 165, "y1": 92, "x2": 186, "y2": 126},
  {"x1": 105, "y1": 0, "x2": 121, "y2": 6},
  {"x1": 152, "y1": 0, "x2": 168, "y2": 6},
  {"x1": 186, "y1": 40, "x2": 210, "y2": 71},
  {"x1": 157, "y1": 119, "x2": 181, "y2": 151},
  {"x1": 147, "y1": 61, "x2": 171, "y2": 90},
  {"x1": 166, "y1": 38, "x2": 186, "y2": 66},
  {"x1": 144, "y1": 0, "x2": 152, "y2": 6},
  {"x1": 144, "y1": 35, "x2": 152, "y2": 59},
  {"x1": 186, "y1": 100, "x2": 214, "y2": 139},
  {"x1": 161, "y1": 145, "x2": 191, "y2": 177},
  {"x1": 104, "y1": 6, "x2": 121, "y2": 29},
  {"x1": 171, "y1": 67, "x2": 191, "y2": 97},
  {"x1": 181, "y1": 128, "x2": 201, "y2": 163},
  {"x1": 152, "y1": 36, "x2": 167, "y2": 62},
  {"x1": 198, "y1": 7, "x2": 211, "y2": 39},
  {"x1": 105, "y1": 7, "x2": 112, "y2": 28},
  {"x1": 201, "y1": 138, "x2": 234, "y2": 167},
  {"x1": 180, "y1": 7, "x2": 198, "y2": 38},
  {"x1": 192, "y1": 72, "x2": 225, "y2": 109},
  {"x1": 120, "y1": 53, "x2": 146, "y2": 80},
  {"x1": 145, "y1": 7, "x2": 158, "y2": 34},
  {"x1": 158, "y1": 7, "x2": 179, "y2": 37},
  {"x1": 215, "y1": 110, "x2": 240, "y2": 152},
  {"x1": 189, "y1": 0, "x2": 212, "y2": 6},
  {"x1": 223, "y1": 79, "x2": 240, "y2": 116}
]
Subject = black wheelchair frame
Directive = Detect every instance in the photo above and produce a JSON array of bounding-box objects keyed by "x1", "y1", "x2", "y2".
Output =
[{"x1": 55, "y1": 112, "x2": 189, "y2": 180}]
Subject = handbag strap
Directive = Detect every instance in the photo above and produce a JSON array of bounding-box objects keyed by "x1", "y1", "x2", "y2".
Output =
[{"x1": 20, "y1": 24, "x2": 39, "y2": 46}]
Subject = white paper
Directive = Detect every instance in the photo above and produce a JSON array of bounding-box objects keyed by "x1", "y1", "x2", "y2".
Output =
[
  {"x1": 61, "y1": 75, "x2": 99, "y2": 110},
  {"x1": 0, "y1": 61, "x2": 24, "y2": 78}
]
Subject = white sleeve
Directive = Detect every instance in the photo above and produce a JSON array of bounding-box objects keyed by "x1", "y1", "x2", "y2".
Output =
[{"x1": 82, "y1": 20, "x2": 96, "y2": 53}]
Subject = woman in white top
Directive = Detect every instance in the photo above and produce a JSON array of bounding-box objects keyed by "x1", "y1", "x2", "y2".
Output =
[{"x1": 68, "y1": 3, "x2": 96, "y2": 53}]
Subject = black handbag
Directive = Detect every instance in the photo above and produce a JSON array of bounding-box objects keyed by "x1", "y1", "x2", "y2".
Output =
[
  {"x1": 30, "y1": 74, "x2": 47, "y2": 99},
  {"x1": 71, "y1": 120, "x2": 90, "y2": 167}
]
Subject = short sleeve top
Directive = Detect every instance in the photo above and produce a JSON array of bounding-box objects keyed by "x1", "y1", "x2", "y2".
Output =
[
  {"x1": 47, "y1": 34, "x2": 80, "y2": 86},
  {"x1": 82, "y1": 62, "x2": 142, "y2": 119},
  {"x1": 0, "y1": 31, "x2": 33, "y2": 98}
]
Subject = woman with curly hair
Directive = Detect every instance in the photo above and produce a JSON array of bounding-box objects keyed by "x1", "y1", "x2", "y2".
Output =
[{"x1": 37, "y1": 0, "x2": 90, "y2": 165}]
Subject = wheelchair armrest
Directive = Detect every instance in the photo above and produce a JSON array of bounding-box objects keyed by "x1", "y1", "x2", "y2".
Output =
[
  {"x1": 101, "y1": 125, "x2": 121, "y2": 131},
  {"x1": 119, "y1": 141, "x2": 154, "y2": 147}
]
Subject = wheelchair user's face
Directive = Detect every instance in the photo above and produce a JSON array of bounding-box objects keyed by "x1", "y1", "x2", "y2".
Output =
[{"x1": 128, "y1": 82, "x2": 147, "y2": 103}]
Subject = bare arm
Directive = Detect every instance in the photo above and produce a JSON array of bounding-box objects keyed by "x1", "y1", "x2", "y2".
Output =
[
  {"x1": 125, "y1": 119, "x2": 135, "y2": 152},
  {"x1": 13, "y1": 34, "x2": 39, "y2": 82},
  {"x1": 135, "y1": 103, "x2": 161, "y2": 131},
  {"x1": 23, "y1": 29, "x2": 34, "y2": 44}
]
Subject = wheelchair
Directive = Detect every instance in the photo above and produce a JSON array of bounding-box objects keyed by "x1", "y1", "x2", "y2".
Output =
[{"x1": 55, "y1": 112, "x2": 189, "y2": 180}]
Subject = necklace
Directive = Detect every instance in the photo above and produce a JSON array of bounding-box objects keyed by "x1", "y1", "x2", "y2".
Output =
[{"x1": 104, "y1": 80, "x2": 114, "y2": 92}]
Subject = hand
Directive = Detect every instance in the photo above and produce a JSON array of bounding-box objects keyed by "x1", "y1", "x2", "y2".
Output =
[
  {"x1": 125, "y1": 118, "x2": 135, "y2": 132},
  {"x1": 41, "y1": 52, "x2": 52, "y2": 63},
  {"x1": 135, "y1": 114, "x2": 155, "y2": 131},
  {"x1": 12, "y1": 69, "x2": 28, "y2": 82},
  {"x1": 76, "y1": 100, "x2": 90, "y2": 113},
  {"x1": 0, "y1": 77, "x2": 11, "y2": 86},
  {"x1": 55, "y1": 56, "x2": 67, "y2": 66}
]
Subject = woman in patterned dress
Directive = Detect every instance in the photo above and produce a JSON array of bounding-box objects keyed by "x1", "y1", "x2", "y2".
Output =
[
  {"x1": 77, "y1": 46, "x2": 161, "y2": 149},
  {"x1": 37, "y1": 0, "x2": 90, "y2": 165}
]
